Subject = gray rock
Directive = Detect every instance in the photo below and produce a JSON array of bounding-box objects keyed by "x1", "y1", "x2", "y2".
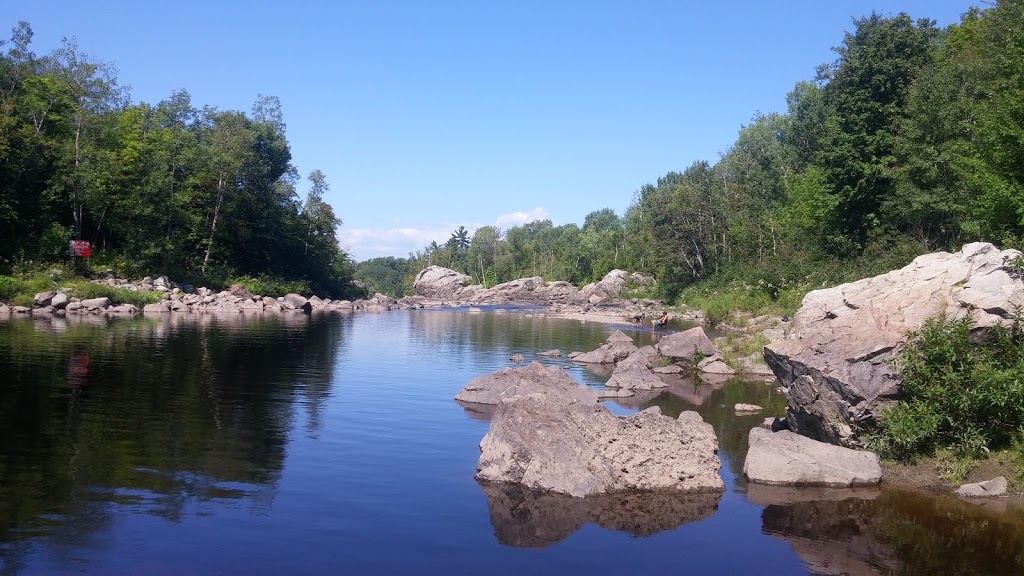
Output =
[
  {"x1": 107, "y1": 304, "x2": 138, "y2": 314},
  {"x1": 455, "y1": 361, "x2": 597, "y2": 406},
  {"x1": 606, "y1": 330, "x2": 634, "y2": 344},
  {"x1": 33, "y1": 291, "x2": 56, "y2": 307},
  {"x1": 653, "y1": 363, "x2": 685, "y2": 374},
  {"x1": 743, "y1": 428, "x2": 882, "y2": 487},
  {"x1": 50, "y1": 292, "x2": 69, "y2": 310},
  {"x1": 735, "y1": 403, "x2": 764, "y2": 413},
  {"x1": 657, "y1": 327, "x2": 720, "y2": 361},
  {"x1": 955, "y1": 476, "x2": 1007, "y2": 498},
  {"x1": 605, "y1": 362, "x2": 668, "y2": 392},
  {"x1": 572, "y1": 344, "x2": 617, "y2": 364},
  {"x1": 698, "y1": 354, "x2": 737, "y2": 375},
  {"x1": 65, "y1": 301, "x2": 84, "y2": 313},
  {"x1": 80, "y1": 297, "x2": 111, "y2": 310},
  {"x1": 143, "y1": 301, "x2": 171, "y2": 314},
  {"x1": 170, "y1": 300, "x2": 190, "y2": 312},
  {"x1": 12, "y1": 305, "x2": 31, "y2": 314},
  {"x1": 414, "y1": 266, "x2": 472, "y2": 299},
  {"x1": 0, "y1": 304, "x2": 10, "y2": 315},
  {"x1": 476, "y1": 393, "x2": 724, "y2": 497},
  {"x1": 509, "y1": 353, "x2": 525, "y2": 363},
  {"x1": 765, "y1": 242, "x2": 1024, "y2": 447},
  {"x1": 537, "y1": 349, "x2": 562, "y2": 358},
  {"x1": 567, "y1": 351, "x2": 583, "y2": 359},
  {"x1": 283, "y1": 293, "x2": 312, "y2": 313}
]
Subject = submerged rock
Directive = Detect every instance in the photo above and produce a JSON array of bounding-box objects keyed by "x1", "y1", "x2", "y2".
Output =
[
  {"x1": 955, "y1": 476, "x2": 1008, "y2": 498},
  {"x1": 743, "y1": 428, "x2": 881, "y2": 487},
  {"x1": 454, "y1": 361, "x2": 597, "y2": 407},
  {"x1": 476, "y1": 393, "x2": 723, "y2": 497}
]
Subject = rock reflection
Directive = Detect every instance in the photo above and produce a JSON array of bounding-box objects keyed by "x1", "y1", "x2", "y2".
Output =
[
  {"x1": 754, "y1": 485, "x2": 1024, "y2": 575},
  {"x1": 480, "y1": 482, "x2": 721, "y2": 548}
]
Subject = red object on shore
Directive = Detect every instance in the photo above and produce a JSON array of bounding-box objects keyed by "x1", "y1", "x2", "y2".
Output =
[{"x1": 69, "y1": 240, "x2": 91, "y2": 257}]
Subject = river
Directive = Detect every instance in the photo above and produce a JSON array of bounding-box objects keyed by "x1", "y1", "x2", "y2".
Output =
[{"x1": 0, "y1": 311, "x2": 1022, "y2": 575}]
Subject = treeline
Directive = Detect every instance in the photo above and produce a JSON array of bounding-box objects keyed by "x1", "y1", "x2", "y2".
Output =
[
  {"x1": 357, "y1": 3, "x2": 1024, "y2": 302},
  {"x1": 0, "y1": 23, "x2": 353, "y2": 297}
]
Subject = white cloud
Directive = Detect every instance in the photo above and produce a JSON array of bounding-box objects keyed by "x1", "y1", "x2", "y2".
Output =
[
  {"x1": 494, "y1": 207, "x2": 549, "y2": 228},
  {"x1": 340, "y1": 225, "x2": 456, "y2": 261},
  {"x1": 342, "y1": 207, "x2": 551, "y2": 261}
]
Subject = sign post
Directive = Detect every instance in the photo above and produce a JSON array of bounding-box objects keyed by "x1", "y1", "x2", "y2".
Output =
[{"x1": 69, "y1": 240, "x2": 92, "y2": 274}]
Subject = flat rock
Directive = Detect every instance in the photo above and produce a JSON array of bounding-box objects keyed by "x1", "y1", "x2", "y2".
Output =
[
  {"x1": 735, "y1": 403, "x2": 763, "y2": 413},
  {"x1": 653, "y1": 363, "x2": 685, "y2": 374},
  {"x1": 476, "y1": 393, "x2": 724, "y2": 497},
  {"x1": 955, "y1": 476, "x2": 1007, "y2": 498},
  {"x1": 698, "y1": 354, "x2": 736, "y2": 375},
  {"x1": 657, "y1": 327, "x2": 720, "y2": 360},
  {"x1": 455, "y1": 362, "x2": 597, "y2": 407},
  {"x1": 143, "y1": 301, "x2": 171, "y2": 314},
  {"x1": 536, "y1": 349, "x2": 561, "y2": 357},
  {"x1": 80, "y1": 297, "x2": 111, "y2": 310},
  {"x1": 572, "y1": 344, "x2": 617, "y2": 364},
  {"x1": 765, "y1": 242, "x2": 1024, "y2": 447},
  {"x1": 743, "y1": 428, "x2": 881, "y2": 487}
]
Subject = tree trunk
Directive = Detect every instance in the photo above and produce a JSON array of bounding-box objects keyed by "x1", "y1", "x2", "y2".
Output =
[{"x1": 202, "y1": 176, "x2": 226, "y2": 274}]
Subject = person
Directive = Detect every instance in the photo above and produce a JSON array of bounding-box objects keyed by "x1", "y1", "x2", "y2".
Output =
[{"x1": 651, "y1": 311, "x2": 669, "y2": 329}]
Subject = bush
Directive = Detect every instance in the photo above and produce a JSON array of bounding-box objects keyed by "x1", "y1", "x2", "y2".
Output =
[
  {"x1": 872, "y1": 312, "x2": 1024, "y2": 459},
  {"x1": 228, "y1": 275, "x2": 310, "y2": 297},
  {"x1": 0, "y1": 276, "x2": 17, "y2": 301}
]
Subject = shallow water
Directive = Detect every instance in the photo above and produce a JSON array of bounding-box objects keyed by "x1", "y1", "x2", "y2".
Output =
[{"x1": 0, "y1": 311, "x2": 1021, "y2": 575}]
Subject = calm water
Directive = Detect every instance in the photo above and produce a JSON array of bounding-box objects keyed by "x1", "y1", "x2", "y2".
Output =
[{"x1": 1, "y1": 311, "x2": 1022, "y2": 575}]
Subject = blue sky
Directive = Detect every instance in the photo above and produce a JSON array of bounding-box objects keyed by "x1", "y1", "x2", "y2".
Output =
[{"x1": 4, "y1": 1, "x2": 975, "y2": 261}]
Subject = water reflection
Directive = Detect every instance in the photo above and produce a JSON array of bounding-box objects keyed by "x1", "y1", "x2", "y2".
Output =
[
  {"x1": 0, "y1": 313, "x2": 346, "y2": 572},
  {"x1": 479, "y1": 482, "x2": 721, "y2": 548}
]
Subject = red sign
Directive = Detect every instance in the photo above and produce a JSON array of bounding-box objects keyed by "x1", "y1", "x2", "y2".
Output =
[{"x1": 69, "y1": 240, "x2": 92, "y2": 257}]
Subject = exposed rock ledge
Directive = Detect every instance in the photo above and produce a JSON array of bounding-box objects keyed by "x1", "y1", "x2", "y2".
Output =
[
  {"x1": 460, "y1": 361, "x2": 723, "y2": 497},
  {"x1": 764, "y1": 242, "x2": 1024, "y2": 447}
]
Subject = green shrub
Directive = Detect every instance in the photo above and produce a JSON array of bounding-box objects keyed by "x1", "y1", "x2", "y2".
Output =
[
  {"x1": 0, "y1": 276, "x2": 18, "y2": 301},
  {"x1": 228, "y1": 275, "x2": 310, "y2": 297},
  {"x1": 872, "y1": 312, "x2": 1024, "y2": 459}
]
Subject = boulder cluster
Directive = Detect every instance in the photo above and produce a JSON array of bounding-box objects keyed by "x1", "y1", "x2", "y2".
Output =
[
  {"x1": 569, "y1": 327, "x2": 735, "y2": 398},
  {"x1": 456, "y1": 361, "x2": 724, "y2": 498},
  {"x1": 0, "y1": 275, "x2": 407, "y2": 317}
]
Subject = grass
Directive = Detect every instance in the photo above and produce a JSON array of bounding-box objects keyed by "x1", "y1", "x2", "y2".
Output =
[{"x1": 0, "y1": 271, "x2": 162, "y2": 308}]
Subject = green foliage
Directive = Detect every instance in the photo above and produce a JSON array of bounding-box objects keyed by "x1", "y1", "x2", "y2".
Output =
[
  {"x1": 227, "y1": 275, "x2": 310, "y2": 298},
  {"x1": 0, "y1": 23, "x2": 351, "y2": 295},
  {"x1": 0, "y1": 276, "x2": 17, "y2": 300},
  {"x1": 872, "y1": 313, "x2": 1024, "y2": 459}
]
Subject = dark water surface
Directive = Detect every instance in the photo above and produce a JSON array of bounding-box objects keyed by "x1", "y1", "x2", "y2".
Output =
[{"x1": 1, "y1": 311, "x2": 1022, "y2": 575}]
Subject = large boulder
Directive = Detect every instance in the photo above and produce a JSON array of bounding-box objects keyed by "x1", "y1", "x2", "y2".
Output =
[
  {"x1": 413, "y1": 266, "x2": 472, "y2": 299},
  {"x1": 656, "y1": 327, "x2": 720, "y2": 361},
  {"x1": 764, "y1": 242, "x2": 1024, "y2": 447},
  {"x1": 743, "y1": 428, "x2": 882, "y2": 487},
  {"x1": 455, "y1": 362, "x2": 597, "y2": 407},
  {"x1": 577, "y1": 269, "x2": 630, "y2": 303},
  {"x1": 33, "y1": 291, "x2": 56, "y2": 307},
  {"x1": 476, "y1": 394, "x2": 724, "y2": 497},
  {"x1": 283, "y1": 293, "x2": 312, "y2": 313}
]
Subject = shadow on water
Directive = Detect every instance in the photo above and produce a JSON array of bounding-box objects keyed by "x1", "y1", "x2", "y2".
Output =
[{"x1": 0, "y1": 313, "x2": 348, "y2": 573}]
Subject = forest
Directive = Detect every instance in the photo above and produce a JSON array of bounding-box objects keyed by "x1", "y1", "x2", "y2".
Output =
[
  {"x1": 2, "y1": 3, "x2": 1023, "y2": 307},
  {"x1": 356, "y1": 3, "x2": 1024, "y2": 311},
  {"x1": 0, "y1": 23, "x2": 351, "y2": 297}
]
